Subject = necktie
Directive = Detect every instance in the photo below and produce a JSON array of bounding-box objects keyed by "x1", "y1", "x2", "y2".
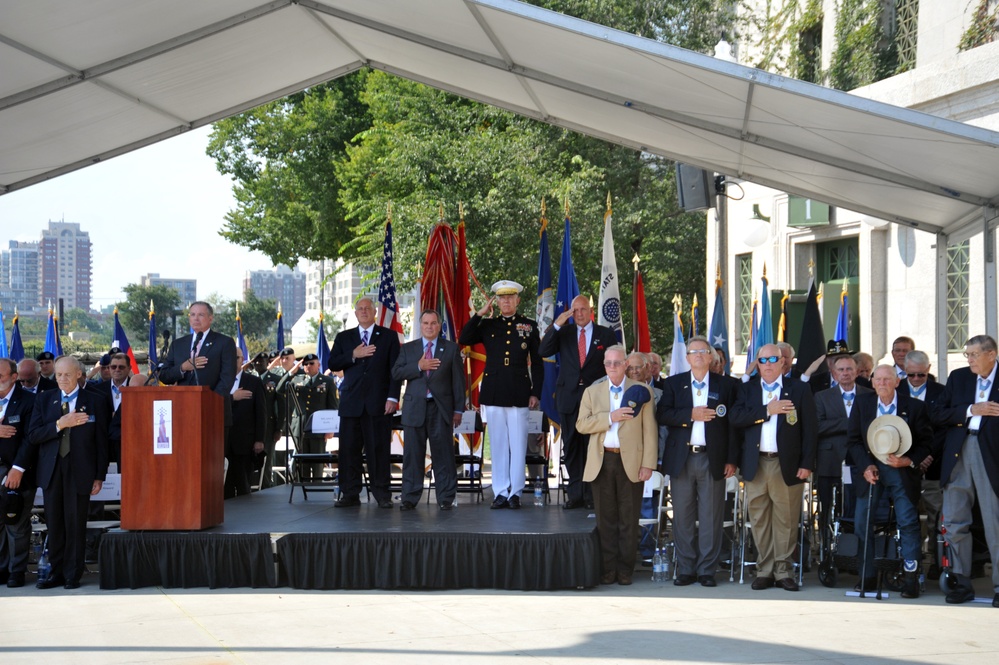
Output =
[
  {"x1": 879, "y1": 403, "x2": 896, "y2": 416},
  {"x1": 910, "y1": 384, "x2": 926, "y2": 399},
  {"x1": 59, "y1": 396, "x2": 73, "y2": 458},
  {"x1": 762, "y1": 381, "x2": 779, "y2": 398},
  {"x1": 192, "y1": 331, "x2": 204, "y2": 357},
  {"x1": 692, "y1": 380, "x2": 706, "y2": 396},
  {"x1": 578, "y1": 328, "x2": 586, "y2": 367},
  {"x1": 424, "y1": 341, "x2": 434, "y2": 379},
  {"x1": 361, "y1": 329, "x2": 369, "y2": 346},
  {"x1": 979, "y1": 378, "x2": 991, "y2": 398},
  {"x1": 842, "y1": 391, "x2": 855, "y2": 407},
  {"x1": 0, "y1": 397, "x2": 7, "y2": 406}
]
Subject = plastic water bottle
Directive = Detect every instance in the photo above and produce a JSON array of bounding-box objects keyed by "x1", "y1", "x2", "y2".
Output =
[
  {"x1": 652, "y1": 548, "x2": 663, "y2": 582},
  {"x1": 37, "y1": 548, "x2": 51, "y2": 585},
  {"x1": 662, "y1": 544, "x2": 673, "y2": 581},
  {"x1": 533, "y1": 480, "x2": 544, "y2": 506}
]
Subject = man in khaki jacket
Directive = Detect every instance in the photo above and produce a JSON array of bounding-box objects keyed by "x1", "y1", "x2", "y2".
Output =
[{"x1": 577, "y1": 345, "x2": 658, "y2": 585}]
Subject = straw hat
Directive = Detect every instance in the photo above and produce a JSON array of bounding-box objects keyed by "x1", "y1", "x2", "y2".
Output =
[{"x1": 866, "y1": 414, "x2": 912, "y2": 464}]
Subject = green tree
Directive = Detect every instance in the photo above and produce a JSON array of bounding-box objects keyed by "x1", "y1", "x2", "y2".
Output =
[{"x1": 119, "y1": 283, "x2": 182, "y2": 341}]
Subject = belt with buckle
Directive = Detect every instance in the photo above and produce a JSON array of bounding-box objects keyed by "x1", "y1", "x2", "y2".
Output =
[
  {"x1": 689, "y1": 445, "x2": 706, "y2": 454},
  {"x1": 760, "y1": 451, "x2": 780, "y2": 458},
  {"x1": 968, "y1": 429, "x2": 979, "y2": 435},
  {"x1": 603, "y1": 447, "x2": 621, "y2": 454}
]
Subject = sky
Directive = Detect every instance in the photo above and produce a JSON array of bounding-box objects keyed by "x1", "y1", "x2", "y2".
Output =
[{"x1": 0, "y1": 126, "x2": 281, "y2": 311}]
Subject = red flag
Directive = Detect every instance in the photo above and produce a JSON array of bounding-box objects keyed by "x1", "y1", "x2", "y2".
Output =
[
  {"x1": 633, "y1": 262, "x2": 651, "y2": 353},
  {"x1": 455, "y1": 217, "x2": 486, "y2": 410}
]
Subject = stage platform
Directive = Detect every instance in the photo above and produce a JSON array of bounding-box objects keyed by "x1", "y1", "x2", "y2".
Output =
[{"x1": 98, "y1": 487, "x2": 600, "y2": 591}]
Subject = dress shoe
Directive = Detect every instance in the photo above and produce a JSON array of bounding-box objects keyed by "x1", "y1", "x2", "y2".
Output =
[
  {"x1": 64, "y1": 579, "x2": 81, "y2": 590},
  {"x1": 491, "y1": 496, "x2": 509, "y2": 509},
  {"x1": 617, "y1": 574, "x2": 632, "y2": 586},
  {"x1": 698, "y1": 575, "x2": 717, "y2": 587},
  {"x1": 853, "y1": 578, "x2": 878, "y2": 593},
  {"x1": 7, "y1": 572, "x2": 25, "y2": 588},
  {"x1": 673, "y1": 574, "x2": 696, "y2": 587},
  {"x1": 334, "y1": 496, "x2": 361, "y2": 508},
  {"x1": 751, "y1": 576, "x2": 774, "y2": 590},
  {"x1": 378, "y1": 499, "x2": 393, "y2": 509},
  {"x1": 508, "y1": 495, "x2": 521, "y2": 509},
  {"x1": 776, "y1": 577, "x2": 799, "y2": 592},
  {"x1": 399, "y1": 501, "x2": 416, "y2": 511},
  {"x1": 36, "y1": 576, "x2": 66, "y2": 590},
  {"x1": 901, "y1": 572, "x2": 920, "y2": 599},
  {"x1": 945, "y1": 585, "x2": 976, "y2": 604},
  {"x1": 600, "y1": 571, "x2": 617, "y2": 585},
  {"x1": 439, "y1": 502, "x2": 454, "y2": 511},
  {"x1": 0, "y1": 570, "x2": 7, "y2": 585},
  {"x1": 562, "y1": 499, "x2": 584, "y2": 510},
  {"x1": 992, "y1": 593, "x2": 999, "y2": 608}
]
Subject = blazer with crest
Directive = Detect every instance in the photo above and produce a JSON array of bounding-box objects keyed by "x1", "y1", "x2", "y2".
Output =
[
  {"x1": 0, "y1": 384, "x2": 37, "y2": 486},
  {"x1": 27, "y1": 388, "x2": 109, "y2": 494},
  {"x1": 656, "y1": 371, "x2": 738, "y2": 480},
  {"x1": 930, "y1": 364, "x2": 999, "y2": 497}
]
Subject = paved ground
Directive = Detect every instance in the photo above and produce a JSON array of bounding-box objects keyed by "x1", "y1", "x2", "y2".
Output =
[{"x1": 2, "y1": 569, "x2": 996, "y2": 664}]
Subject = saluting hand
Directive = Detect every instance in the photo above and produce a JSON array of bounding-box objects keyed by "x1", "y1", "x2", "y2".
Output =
[{"x1": 476, "y1": 297, "x2": 495, "y2": 318}]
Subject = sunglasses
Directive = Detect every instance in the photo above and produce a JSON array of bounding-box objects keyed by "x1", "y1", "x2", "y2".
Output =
[
  {"x1": 757, "y1": 356, "x2": 781, "y2": 364},
  {"x1": 906, "y1": 372, "x2": 927, "y2": 378},
  {"x1": 109, "y1": 365, "x2": 128, "y2": 370}
]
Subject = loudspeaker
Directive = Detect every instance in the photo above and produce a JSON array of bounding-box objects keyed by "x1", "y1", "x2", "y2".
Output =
[{"x1": 675, "y1": 163, "x2": 713, "y2": 212}]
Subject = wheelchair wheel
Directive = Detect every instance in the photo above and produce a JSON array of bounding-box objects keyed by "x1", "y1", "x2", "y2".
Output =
[
  {"x1": 939, "y1": 569, "x2": 959, "y2": 594},
  {"x1": 883, "y1": 569, "x2": 905, "y2": 592},
  {"x1": 817, "y1": 561, "x2": 838, "y2": 588}
]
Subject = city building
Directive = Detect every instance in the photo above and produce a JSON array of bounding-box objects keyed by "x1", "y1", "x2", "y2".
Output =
[
  {"x1": 38, "y1": 220, "x2": 92, "y2": 310},
  {"x1": 141, "y1": 273, "x2": 197, "y2": 305},
  {"x1": 243, "y1": 265, "x2": 306, "y2": 324},
  {"x1": 0, "y1": 240, "x2": 39, "y2": 311},
  {"x1": 707, "y1": 2, "x2": 999, "y2": 377}
]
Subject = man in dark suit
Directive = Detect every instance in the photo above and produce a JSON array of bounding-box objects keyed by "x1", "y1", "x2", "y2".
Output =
[
  {"x1": 392, "y1": 310, "x2": 465, "y2": 510},
  {"x1": 17, "y1": 358, "x2": 54, "y2": 395},
  {"x1": 929, "y1": 334, "x2": 999, "y2": 606},
  {"x1": 91, "y1": 352, "x2": 130, "y2": 469},
  {"x1": 731, "y1": 343, "x2": 816, "y2": 592},
  {"x1": 27, "y1": 355, "x2": 109, "y2": 589},
  {"x1": 657, "y1": 335, "x2": 738, "y2": 587},
  {"x1": 460, "y1": 280, "x2": 543, "y2": 510},
  {"x1": 328, "y1": 297, "x2": 402, "y2": 508},
  {"x1": 0, "y1": 358, "x2": 37, "y2": 588},
  {"x1": 225, "y1": 347, "x2": 266, "y2": 498},
  {"x1": 158, "y1": 301, "x2": 237, "y2": 430},
  {"x1": 847, "y1": 365, "x2": 933, "y2": 597},
  {"x1": 539, "y1": 294, "x2": 618, "y2": 509},
  {"x1": 814, "y1": 354, "x2": 872, "y2": 535},
  {"x1": 276, "y1": 353, "x2": 338, "y2": 482}
]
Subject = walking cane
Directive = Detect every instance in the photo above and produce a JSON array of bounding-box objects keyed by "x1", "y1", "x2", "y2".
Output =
[{"x1": 858, "y1": 479, "x2": 874, "y2": 599}]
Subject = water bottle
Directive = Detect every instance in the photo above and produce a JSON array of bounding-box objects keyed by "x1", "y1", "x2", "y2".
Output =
[
  {"x1": 662, "y1": 544, "x2": 673, "y2": 581},
  {"x1": 652, "y1": 548, "x2": 663, "y2": 582},
  {"x1": 533, "y1": 480, "x2": 544, "y2": 506},
  {"x1": 37, "y1": 548, "x2": 51, "y2": 585}
]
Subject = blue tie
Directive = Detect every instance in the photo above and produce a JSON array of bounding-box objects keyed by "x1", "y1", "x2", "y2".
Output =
[
  {"x1": 910, "y1": 384, "x2": 926, "y2": 398},
  {"x1": 979, "y1": 378, "x2": 991, "y2": 395},
  {"x1": 611, "y1": 385, "x2": 623, "y2": 395},
  {"x1": 0, "y1": 397, "x2": 7, "y2": 406},
  {"x1": 692, "y1": 380, "x2": 706, "y2": 394},
  {"x1": 762, "y1": 381, "x2": 779, "y2": 394},
  {"x1": 879, "y1": 403, "x2": 896, "y2": 416},
  {"x1": 843, "y1": 392, "x2": 855, "y2": 404}
]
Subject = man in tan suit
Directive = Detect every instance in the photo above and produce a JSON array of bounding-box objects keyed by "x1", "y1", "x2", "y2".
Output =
[{"x1": 576, "y1": 345, "x2": 658, "y2": 585}]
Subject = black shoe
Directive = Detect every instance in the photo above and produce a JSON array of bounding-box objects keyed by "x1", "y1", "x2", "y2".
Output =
[
  {"x1": 334, "y1": 496, "x2": 361, "y2": 508},
  {"x1": 946, "y1": 585, "x2": 976, "y2": 604},
  {"x1": 0, "y1": 570, "x2": 7, "y2": 585},
  {"x1": 993, "y1": 593, "x2": 999, "y2": 608},
  {"x1": 7, "y1": 572, "x2": 25, "y2": 588},
  {"x1": 508, "y1": 495, "x2": 521, "y2": 510},
  {"x1": 673, "y1": 574, "x2": 696, "y2": 587},
  {"x1": 491, "y1": 496, "x2": 509, "y2": 509},
  {"x1": 901, "y1": 572, "x2": 920, "y2": 599},
  {"x1": 751, "y1": 576, "x2": 774, "y2": 590},
  {"x1": 399, "y1": 501, "x2": 416, "y2": 512},
  {"x1": 64, "y1": 579, "x2": 81, "y2": 590},
  {"x1": 776, "y1": 577, "x2": 799, "y2": 592},
  {"x1": 36, "y1": 576, "x2": 66, "y2": 590},
  {"x1": 562, "y1": 499, "x2": 584, "y2": 510},
  {"x1": 378, "y1": 499, "x2": 393, "y2": 509},
  {"x1": 698, "y1": 575, "x2": 717, "y2": 587},
  {"x1": 439, "y1": 502, "x2": 454, "y2": 511}
]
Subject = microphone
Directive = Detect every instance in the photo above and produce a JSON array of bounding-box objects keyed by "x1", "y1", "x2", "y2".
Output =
[{"x1": 191, "y1": 331, "x2": 204, "y2": 386}]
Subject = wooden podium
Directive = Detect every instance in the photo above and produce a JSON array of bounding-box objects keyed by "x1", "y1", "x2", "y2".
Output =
[{"x1": 120, "y1": 385, "x2": 224, "y2": 530}]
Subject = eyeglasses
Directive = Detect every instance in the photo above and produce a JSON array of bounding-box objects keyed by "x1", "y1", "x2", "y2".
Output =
[
  {"x1": 906, "y1": 372, "x2": 927, "y2": 378},
  {"x1": 604, "y1": 360, "x2": 625, "y2": 367},
  {"x1": 687, "y1": 349, "x2": 712, "y2": 355},
  {"x1": 757, "y1": 355, "x2": 781, "y2": 364},
  {"x1": 964, "y1": 350, "x2": 994, "y2": 360}
]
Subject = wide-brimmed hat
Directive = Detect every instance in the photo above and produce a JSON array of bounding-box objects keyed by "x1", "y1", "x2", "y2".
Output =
[
  {"x1": 826, "y1": 339, "x2": 851, "y2": 357},
  {"x1": 866, "y1": 414, "x2": 912, "y2": 464}
]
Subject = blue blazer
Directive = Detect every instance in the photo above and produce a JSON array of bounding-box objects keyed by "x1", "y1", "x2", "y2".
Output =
[
  {"x1": 328, "y1": 325, "x2": 402, "y2": 418},
  {"x1": 28, "y1": 388, "x2": 109, "y2": 494}
]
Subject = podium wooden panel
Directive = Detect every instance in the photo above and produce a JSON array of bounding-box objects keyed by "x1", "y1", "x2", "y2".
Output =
[{"x1": 120, "y1": 386, "x2": 224, "y2": 530}]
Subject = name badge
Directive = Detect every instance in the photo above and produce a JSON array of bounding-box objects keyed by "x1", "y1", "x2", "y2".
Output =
[
  {"x1": 708, "y1": 392, "x2": 719, "y2": 401},
  {"x1": 7, "y1": 415, "x2": 20, "y2": 424},
  {"x1": 87, "y1": 415, "x2": 96, "y2": 423},
  {"x1": 785, "y1": 408, "x2": 798, "y2": 426}
]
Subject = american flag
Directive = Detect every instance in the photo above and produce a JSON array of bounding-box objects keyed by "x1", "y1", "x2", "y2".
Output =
[{"x1": 377, "y1": 220, "x2": 405, "y2": 336}]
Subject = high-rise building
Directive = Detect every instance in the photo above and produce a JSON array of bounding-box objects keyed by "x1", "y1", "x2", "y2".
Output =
[
  {"x1": 243, "y1": 265, "x2": 306, "y2": 324},
  {"x1": 38, "y1": 221, "x2": 91, "y2": 310},
  {"x1": 0, "y1": 240, "x2": 40, "y2": 311},
  {"x1": 141, "y1": 273, "x2": 197, "y2": 305}
]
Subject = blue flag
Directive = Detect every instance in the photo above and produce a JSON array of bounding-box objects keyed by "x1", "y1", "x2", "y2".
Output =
[
  {"x1": 707, "y1": 281, "x2": 729, "y2": 374},
  {"x1": 0, "y1": 304, "x2": 8, "y2": 359},
  {"x1": 756, "y1": 273, "x2": 774, "y2": 354},
  {"x1": 148, "y1": 302, "x2": 158, "y2": 369},
  {"x1": 9, "y1": 311, "x2": 24, "y2": 363},
  {"x1": 536, "y1": 216, "x2": 557, "y2": 424},
  {"x1": 746, "y1": 299, "x2": 758, "y2": 374},
  {"x1": 235, "y1": 305, "x2": 249, "y2": 364},
  {"x1": 276, "y1": 304, "x2": 285, "y2": 352},
  {"x1": 546, "y1": 214, "x2": 581, "y2": 427},
  {"x1": 316, "y1": 312, "x2": 330, "y2": 371},
  {"x1": 834, "y1": 282, "x2": 849, "y2": 342},
  {"x1": 44, "y1": 304, "x2": 60, "y2": 356}
]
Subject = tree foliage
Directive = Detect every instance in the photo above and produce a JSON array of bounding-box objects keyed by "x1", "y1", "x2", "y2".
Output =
[
  {"x1": 118, "y1": 283, "x2": 182, "y2": 340},
  {"x1": 204, "y1": 289, "x2": 279, "y2": 354},
  {"x1": 207, "y1": 0, "x2": 728, "y2": 351}
]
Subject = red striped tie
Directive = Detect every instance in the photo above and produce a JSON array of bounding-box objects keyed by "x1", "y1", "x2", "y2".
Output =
[{"x1": 578, "y1": 328, "x2": 586, "y2": 367}]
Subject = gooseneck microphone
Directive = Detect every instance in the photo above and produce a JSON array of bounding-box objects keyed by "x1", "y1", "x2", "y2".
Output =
[{"x1": 191, "y1": 330, "x2": 204, "y2": 386}]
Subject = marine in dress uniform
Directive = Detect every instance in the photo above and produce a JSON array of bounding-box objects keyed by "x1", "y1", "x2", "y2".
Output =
[
  {"x1": 458, "y1": 280, "x2": 542, "y2": 509},
  {"x1": 276, "y1": 353, "x2": 338, "y2": 482}
]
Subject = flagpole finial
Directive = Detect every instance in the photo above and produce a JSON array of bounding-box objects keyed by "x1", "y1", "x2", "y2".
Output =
[
  {"x1": 564, "y1": 197, "x2": 570, "y2": 217},
  {"x1": 672, "y1": 294, "x2": 682, "y2": 313},
  {"x1": 606, "y1": 191, "x2": 612, "y2": 211},
  {"x1": 386, "y1": 202, "x2": 392, "y2": 225},
  {"x1": 762, "y1": 263, "x2": 767, "y2": 280},
  {"x1": 438, "y1": 201, "x2": 444, "y2": 222},
  {"x1": 808, "y1": 259, "x2": 814, "y2": 278},
  {"x1": 236, "y1": 302, "x2": 241, "y2": 319},
  {"x1": 632, "y1": 253, "x2": 640, "y2": 271},
  {"x1": 715, "y1": 262, "x2": 723, "y2": 289},
  {"x1": 459, "y1": 201, "x2": 465, "y2": 221}
]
